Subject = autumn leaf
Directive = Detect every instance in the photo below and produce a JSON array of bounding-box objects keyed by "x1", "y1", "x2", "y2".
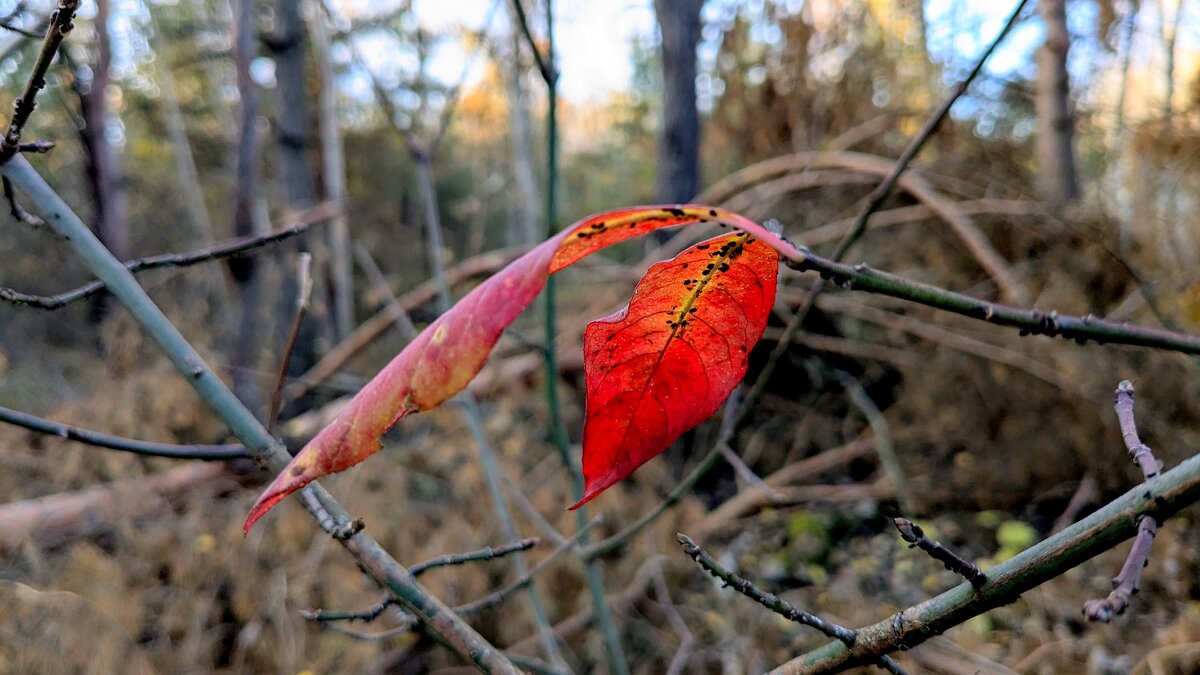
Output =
[
  {"x1": 570, "y1": 231, "x2": 778, "y2": 509},
  {"x1": 245, "y1": 205, "x2": 799, "y2": 533}
]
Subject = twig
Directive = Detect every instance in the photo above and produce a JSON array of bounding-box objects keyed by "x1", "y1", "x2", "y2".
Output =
[
  {"x1": 1, "y1": 155, "x2": 519, "y2": 673},
  {"x1": 1114, "y1": 380, "x2": 1160, "y2": 479},
  {"x1": 507, "y1": 0, "x2": 552, "y2": 83},
  {"x1": 827, "y1": 0, "x2": 1031, "y2": 263},
  {"x1": 677, "y1": 534, "x2": 856, "y2": 642},
  {"x1": 677, "y1": 534, "x2": 908, "y2": 675},
  {"x1": 455, "y1": 517, "x2": 598, "y2": 616},
  {"x1": 785, "y1": 248, "x2": 1200, "y2": 356},
  {"x1": 302, "y1": 537, "x2": 541, "y2": 623},
  {"x1": 301, "y1": 595, "x2": 393, "y2": 623},
  {"x1": 1082, "y1": 380, "x2": 1162, "y2": 622},
  {"x1": 410, "y1": 537, "x2": 541, "y2": 576},
  {"x1": 317, "y1": 518, "x2": 601, "y2": 640},
  {"x1": 268, "y1": 252, "x2": 313, "y2": 431},
  {"x1": 4, "y1": 175, "x2": 42, "y2": 225},
  {"x1": 0, "y1": 201, "x2": 338, "y2": 310},
  {"x1": 0, "y1": 0, "x2": 79, "y2": 161},
  {"x1": 1081, "y1": 516, "x2": 1157, "y2": 622},
  {"x1": 893, "y1": 518, "x2": 987, "y2": 589},
  {"x1": 0, "y1": 403, "x2": 248, "y2": 460}
]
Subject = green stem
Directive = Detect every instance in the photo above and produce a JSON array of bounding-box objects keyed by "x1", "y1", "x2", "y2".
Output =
[
  {"x1": 533, "y1": 1, "x2": 629, "y2": 671},
  {"x1": 0, "y1": 155, "x2": 519, "y2": 674},
  {"x1": 788, "y1": 250, "x2": 1200, "y2": 355}
]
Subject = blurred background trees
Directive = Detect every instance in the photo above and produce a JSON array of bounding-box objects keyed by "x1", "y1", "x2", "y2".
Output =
[{"x1": 1, "y1": 0, "x2": 1199, "y2": 672}]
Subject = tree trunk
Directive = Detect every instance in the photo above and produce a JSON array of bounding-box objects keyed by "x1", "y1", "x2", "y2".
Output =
[
  {"x1": 228, "y1": 0, "x2": 265, "y2": 413},
  {"x1": 654, "y1": 0, "x2": 704, "y2": 203},
  {"x1": 1035, "y1": 0, "x2": 1080, "y2": 207},
  {"x1": 270, "y1": 0, "x2": 316, "y2": 209},
  {"x1": 80, "y1": 0, "x2": 130, "y2": 321}
]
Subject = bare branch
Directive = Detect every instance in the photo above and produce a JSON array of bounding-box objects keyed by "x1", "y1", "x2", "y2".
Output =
[
  {"x1": 410, "y1": 537, "x2": 540, "y2": 576},
  {"x1": 893, "y1": 518, "x2": 987, "y2": 589},
  {"x1": 0, "y1": 403, "x2": 248, "y2": 460},
  {"x1": 1083, "y1": 380, "x2": 1164, "y2": 622},
  {"x1": 677, "y1": 533, "x2": 908, "y2": 675},
  {"x1": 0, "y1": 0, "x2": 79, "y2": 160},
  {"x1": 0, "y1": 201, "x2": 339, "y2": 310},
  {"x1": 301, "y1": 537, "x2": 541, "y2": 623},
  {"x1": 268, "y1": 252, "x2": 314, "y2": 431}
]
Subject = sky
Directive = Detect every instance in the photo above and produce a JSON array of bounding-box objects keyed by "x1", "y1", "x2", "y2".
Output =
[
  {"x1": 333, "y1": 0, "x2": 1200, "y2": 123},
  {"x1": 343, "y1": 0, "x2": 658, "y2": 104},
  {"x1": 338, "y1": 0, "x2": 1047, "y2": 106}
]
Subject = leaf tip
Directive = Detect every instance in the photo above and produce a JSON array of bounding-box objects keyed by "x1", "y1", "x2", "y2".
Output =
[
  {"x1": 243, "y1": 463, "x2": 317, "y2": 534},
  {"x1": 566, "y1": 489, "x2": 601, "y2": 512}
]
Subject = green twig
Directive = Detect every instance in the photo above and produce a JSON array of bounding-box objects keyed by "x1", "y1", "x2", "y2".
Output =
[
  {"x1": 517, "y1": 1, "x2": 629, "y2": 671},
  {"x1": 786, "y1": 248, "x2": 1200, "y2": 355}
]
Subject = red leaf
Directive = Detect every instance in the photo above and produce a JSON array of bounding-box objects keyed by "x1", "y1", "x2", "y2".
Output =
[
  {"x1": 245, "y1": 206, "x2": 798, "y2": 533},
  {"x1": 570, "y1": 231, "x2": 778, "y2": 509}
]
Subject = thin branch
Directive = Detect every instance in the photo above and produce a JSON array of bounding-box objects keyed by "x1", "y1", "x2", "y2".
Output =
[
  {"x1": 0, "y1": 0, "x2": 79, "y2": 160},
  {"x1": 455, "y1": 517, "x2": 598, "y2": 616},
  {"x1": 1083, "y1": 380, "x2": 1163, "y2": 622},
  {"x1": 507, "y1": 0, "x2": 552, "y2": 84},
  {"x1": 3, "y1": 174, "x2": 42, "y2": 225},
  {"x1": 301, "y1": 595, "x2": 393, "y2": 623},
  {"x1": 0, "y1": 201, "x2": 339, "y2": 310},
  {"x1": 785, "y1": 248, "x2": 1200, "y2": 356},
  {"x1": 677, "y1": 534, "x2": 855, "y2": 642},
  {"x1": 518, "y1": 0, "x2": 628, "y2": 670},
  {"x1": 302, "y1": 537, "x2": 541, "y2": 623},
  {"x1": 677, "y1": 534, "x2": 908, "y2": 675},
  {"x1": 268, "y1": 252, "x2": 313, "y2": 431},
  {"x1": 893, "y1": 518, "x2": 987, "y2": 589},
  {"x1": 1082, "y1": 516, "x2": 1157, "y2": 622},
  {"x1": 0, "y1": 403, "x2": 248, "y2": 460},
  {"x1": 1, "y1": 155, "x2": 519, "y2": 673},
  {"x1": 410, "y1": 537, "x2": 540, "y2": 576},
  {"x1": 315, "y1": 518, "x2": 601, "y2": 640},
  {"x1": 1114, "y1": 380, "x2": 1160, "y2": 479},
  {"x1": 827, "y1": 0, "x2": 1031, "y2": 262}
]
